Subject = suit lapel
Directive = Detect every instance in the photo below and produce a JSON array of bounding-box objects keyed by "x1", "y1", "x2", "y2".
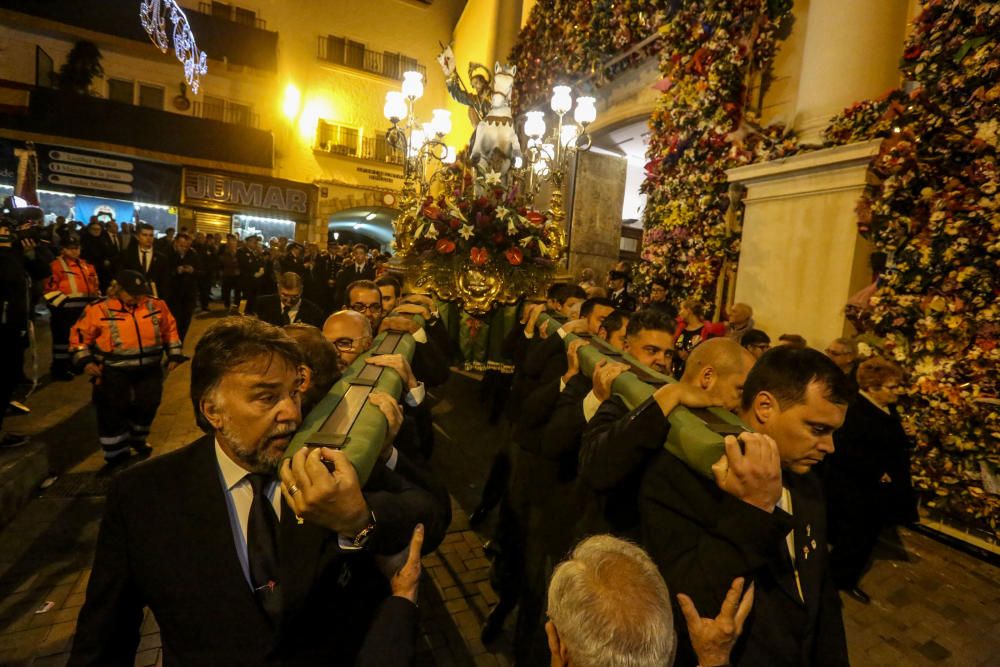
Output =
[{"x1": 788, "y1": 474, "x2": 826, "y2": 616}]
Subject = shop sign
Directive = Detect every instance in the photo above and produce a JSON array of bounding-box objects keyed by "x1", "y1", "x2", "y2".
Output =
[
  {"x1": 355, "y1": 166, "x2": 403, "y2": 189},
  {"x1": 182, "y1": 169, "x2": 315, "y2": 219},
  {"x1": 33, "y1": 144, "x2": 181, "y2": 203}
]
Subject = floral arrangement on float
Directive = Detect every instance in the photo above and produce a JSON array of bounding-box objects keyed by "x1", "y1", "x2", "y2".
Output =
[
  {"x1": 834, "y1": 0, "x2": 999, "y2": 538},
  {"x1": 636, "y1": 0, "x2": 794, "y2": 304},
  {"x1": 394, "y1": 162, "x2": 564, "y2": 315}
]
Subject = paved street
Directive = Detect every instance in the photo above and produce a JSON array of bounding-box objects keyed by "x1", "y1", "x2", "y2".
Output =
[{"x1": 0, "y1": 309, "x2": 997, "y2": 666}]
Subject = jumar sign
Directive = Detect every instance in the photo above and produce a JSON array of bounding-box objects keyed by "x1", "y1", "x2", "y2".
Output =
[{"x1": 182, "y1": 169, "x2": 316, "y2": 220}]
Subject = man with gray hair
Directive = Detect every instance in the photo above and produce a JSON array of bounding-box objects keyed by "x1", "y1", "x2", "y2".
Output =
[{"x1": 546, "y1": 534, "x2": 751, "y2": 667}]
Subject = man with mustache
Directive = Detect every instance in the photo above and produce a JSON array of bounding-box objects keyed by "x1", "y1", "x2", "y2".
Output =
[{"x1": 69, "y1": 317, "x2": 446, "y2": 666}]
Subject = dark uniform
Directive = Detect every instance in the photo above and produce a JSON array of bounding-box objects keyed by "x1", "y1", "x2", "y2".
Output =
[
  {"x1": 43, "y1": 242, "x2": 100, "y2": 379},
  {"x1": 70, "y1": 271, "x2": 185, "y2": 465},
  {"x1": 165, "y1": 245, "x2": 201, "y2": 342},
  {"x1": 236, "y1": 244, "x2": 264, "y2": 313}
]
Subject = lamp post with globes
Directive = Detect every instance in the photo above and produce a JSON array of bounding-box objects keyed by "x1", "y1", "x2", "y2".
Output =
[
  {"x1": 522, "y1": 85, "x2": 597, "y2": 243},
  {"x1": 383, "y1": 71, "x2": 455, "y2": 252}
]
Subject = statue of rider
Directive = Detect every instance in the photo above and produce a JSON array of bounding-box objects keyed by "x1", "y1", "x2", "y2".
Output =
[{"x1": 437, "y1": 45, "x2": 492, "y2": 145}]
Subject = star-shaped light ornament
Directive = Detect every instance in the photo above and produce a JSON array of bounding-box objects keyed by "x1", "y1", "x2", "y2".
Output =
[
  {"x1": 484, "y1": 170, "x2": 502, "y2": 186},
  {"x1": 458, "y1": 224, "x2": 475, "y2": 240}
]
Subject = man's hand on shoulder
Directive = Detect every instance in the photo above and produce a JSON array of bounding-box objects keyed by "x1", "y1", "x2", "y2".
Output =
[
  {"x1": 280, "y1": 447, "x2": 370, "y2": 536},
  {"x1": 711, "y1": 434, "x2": 782, "y2": 513}
]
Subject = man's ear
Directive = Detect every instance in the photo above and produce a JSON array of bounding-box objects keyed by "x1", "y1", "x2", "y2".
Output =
[
  {"x1": 200, "y1": 393, "x2": 225, "y2": 431},
  {"x1": 545, "y1": 620, "x2": 570, "y2": 667},
  {"x1": 299, "y1": 365, "x2": 313, "y2": 393},
  {"x1": 700, "y1": 366, "x2": 716, "y2": 391},
  {"x1": 752, "y1": 390, "x2": 776, "y2": 426}
]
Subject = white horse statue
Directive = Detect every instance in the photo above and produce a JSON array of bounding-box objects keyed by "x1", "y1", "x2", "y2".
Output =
[{"x1": 470, "y1": 62, "x2": 523, "y2": 176}]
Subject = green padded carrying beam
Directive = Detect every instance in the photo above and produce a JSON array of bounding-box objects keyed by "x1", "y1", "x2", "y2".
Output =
[
  {"x1": 537, "y1": 313, "x2": 748, "y2": 479},
  {"x1": 283, "y1": 315, "x2": 423, "y2": 485}
]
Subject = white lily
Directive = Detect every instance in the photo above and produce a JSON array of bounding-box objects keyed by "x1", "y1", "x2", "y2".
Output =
[{"x1": 458, "y1": 224, "x2": 475, "y2": 240}]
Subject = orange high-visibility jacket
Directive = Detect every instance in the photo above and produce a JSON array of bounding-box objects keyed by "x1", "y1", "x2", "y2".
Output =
[
  {"x1": 43, "y1": 257, "x2": 100, "y2": 308},
  {"x1": 70, "y1": 296, "x2": 185, "y2": 369}
]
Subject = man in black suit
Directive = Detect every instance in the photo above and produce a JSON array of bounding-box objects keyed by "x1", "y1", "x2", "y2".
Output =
[
  {"x1": 639, "y1": 345, "x2": 853, "y2": 666},
  {"x1": 334, "y1": 243, "x2": 375, "y2": 308},
  {"x1": 80, "y1": 218, "x2": 115, "y2": 292},
  {"x1": 165, "y1": 232, "x2": 201, "y2": 343},
  {"x1": 69, "y1": 317, "x2": 447, "y2": 666},
  {"x1": 237, "y1": 235, "x2": 266, "y2": 314},
  {"x1": 256, "y1": 271, "x2": 325, "y2": 329},
  {"x1": 117, "y1": 222, "x2": 168, "y2": 299}
]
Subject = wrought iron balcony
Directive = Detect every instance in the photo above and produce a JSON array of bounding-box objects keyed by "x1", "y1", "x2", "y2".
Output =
[{"x1": 317, "y1": 35, "x2": 426, "y2": 82}]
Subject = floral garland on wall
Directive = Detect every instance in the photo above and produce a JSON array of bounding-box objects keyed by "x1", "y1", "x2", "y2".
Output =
[
  {"x1": 509, "y1": 0, "x2": 664, "y2": 113},
  {"x1": 827, "y1": 1, "x2": 999, "y2": 537},
  {"x1": 637, "y1": 0, "x2": 794, "y2": 305}
]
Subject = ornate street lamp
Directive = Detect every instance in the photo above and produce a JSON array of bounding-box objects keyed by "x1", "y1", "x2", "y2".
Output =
[
  {"x1": 384, "y1": 71, "x2": 456, "y2": 252},
  {"x1": 522, "y1": 87, "x2": 597, "y2": 230}
]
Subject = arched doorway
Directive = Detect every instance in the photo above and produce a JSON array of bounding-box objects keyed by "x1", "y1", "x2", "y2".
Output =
[{"x1": 327, "y1": 206, "x2": 398, "y2": 250}]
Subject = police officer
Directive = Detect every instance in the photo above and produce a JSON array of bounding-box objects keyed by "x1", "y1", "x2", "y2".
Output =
[
  {"x1": 43, "y1": 232, "x2": 100, "y2": 380},
  {"x1": 70, "y1": 270, "x2": 185, "y2": 471}
]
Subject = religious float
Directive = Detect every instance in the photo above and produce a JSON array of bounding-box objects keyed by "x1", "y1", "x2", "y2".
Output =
[{"x1": 380, "y1": 47, "x2": 598, "y2": 371}]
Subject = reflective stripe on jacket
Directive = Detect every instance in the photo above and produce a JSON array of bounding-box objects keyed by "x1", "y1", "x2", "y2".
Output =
[
  {"x1": 44, "y1": 257, "x2": 100, "y2": 309},
  {"x1": 69, "y1": 296, "x2": 183, "y2": 369}
]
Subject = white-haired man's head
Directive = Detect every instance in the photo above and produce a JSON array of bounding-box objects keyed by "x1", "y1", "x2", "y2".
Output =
[{"x1": 546, "y1": 535, "x2": 676, "y2": 667}]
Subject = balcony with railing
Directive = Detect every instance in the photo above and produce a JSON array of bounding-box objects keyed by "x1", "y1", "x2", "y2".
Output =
[
  {"x1": 315, "y1": 120, "x2": 404, "y2": 166},
  {"x1": 317, "y1": 35, "x2": 426, "y2": 82},
  {"x1": 1, "y1": 0, "x2": 277, "y2": 72},
  {"x1": 0, "y1": 86, "x2": 273, "y2": 168},
  {"x1": 197, "y1": 1, "x2": 266, "y2": 30},
  {"x1": 192, "y1": 98, "x2": 259, "y2": 128}
]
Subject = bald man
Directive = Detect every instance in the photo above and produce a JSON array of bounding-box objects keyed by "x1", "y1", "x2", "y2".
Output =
[
  {"x1": 577, "y1": 337, "x2": 755, "y2": 536},
  {"x1": 726, "y1": 303, "x2": 755, "y2": 343}
]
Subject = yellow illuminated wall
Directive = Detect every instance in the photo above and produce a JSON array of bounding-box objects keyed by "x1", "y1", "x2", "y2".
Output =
[{"x1": 262, "y1": 0, "x2": 466, "y2": 188}]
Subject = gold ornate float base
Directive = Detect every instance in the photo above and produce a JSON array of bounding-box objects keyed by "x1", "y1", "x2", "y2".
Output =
[{"x1": 391, "y1": 254, "x2": 553, "y2": 315}]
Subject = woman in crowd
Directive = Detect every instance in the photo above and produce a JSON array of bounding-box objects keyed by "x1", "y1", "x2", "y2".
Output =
[{"x1": 824, "y1": 356, "x2": 917, "y2": 604}]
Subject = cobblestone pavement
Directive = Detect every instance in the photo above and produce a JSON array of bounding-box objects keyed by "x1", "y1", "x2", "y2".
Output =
[{"x1": 0, "y1": 308, "x2": 997, "y2": 666}]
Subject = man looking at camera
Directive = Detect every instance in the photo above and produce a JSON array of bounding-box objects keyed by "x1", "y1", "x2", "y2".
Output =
[{"x1": 69, "y1": 317, "x2": 445, "y2": 666}]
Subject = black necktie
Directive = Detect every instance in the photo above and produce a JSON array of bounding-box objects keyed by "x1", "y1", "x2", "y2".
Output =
[
  {"x1": 141, "y1": 250, "x2": 149, "y2": 272},
  {"x1": 246, "y1": 473, "x2": 281, "y2": 624}
]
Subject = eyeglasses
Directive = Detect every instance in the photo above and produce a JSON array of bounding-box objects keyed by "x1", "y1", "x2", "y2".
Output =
[
  {"x1": 331, "y1": 336, "x2": 367, "y2": 352},
  {"x1": 350, "y1": 302, "x2": 382, "y2": 314}
]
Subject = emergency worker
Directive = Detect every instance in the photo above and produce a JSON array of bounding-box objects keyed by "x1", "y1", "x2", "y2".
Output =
[
  {"x1": 70, "y1": 270, "x2": 185, "y2": 471},
  {"x1": 43, "y1": 233, "x2": 100, "y2": 380}
]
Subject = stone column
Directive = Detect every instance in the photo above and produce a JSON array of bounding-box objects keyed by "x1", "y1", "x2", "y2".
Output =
[
  {"x1": 793, "y1": 0, "x2": 910, "y2": 144},
  {"x1": 727, "y1": 140, "x2": 880, "y2": 350},
  {"x1": 565, "y1": 150, "x2": 627, "y2": 282}
]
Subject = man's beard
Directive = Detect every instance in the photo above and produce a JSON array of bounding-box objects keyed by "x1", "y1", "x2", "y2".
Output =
[{"x1": 219, "y1": 416, "x2": 299, "y2": 474}]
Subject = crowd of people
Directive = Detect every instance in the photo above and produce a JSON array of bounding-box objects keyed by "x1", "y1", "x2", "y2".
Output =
[
  {"x1": 2, "y1": 197, "x2": 918, "y2": 666},
  {"x1": 465, "y1": 265, "x2": 918, "y2": 666}
]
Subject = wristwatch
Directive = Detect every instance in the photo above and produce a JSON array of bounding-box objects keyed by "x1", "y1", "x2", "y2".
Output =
[{"x1": 351, "y1": 508, "x2": 376, "y2": 549}]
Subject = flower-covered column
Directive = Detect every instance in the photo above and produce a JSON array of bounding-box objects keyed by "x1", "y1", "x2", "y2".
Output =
[{"x1": 794, "y1": 0, "x2": 911, "y2": 144}]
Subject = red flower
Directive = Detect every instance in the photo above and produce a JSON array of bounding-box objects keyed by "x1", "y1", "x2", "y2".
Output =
[
  {"x1": 449, "y1": 218, "x2": 462, "y2": 230},
  {"x1": 493, "y1": 232, "x2": 506, "y2": 245},
  {"x1": 505, "y1": 247, "x2": 523, "y2": 266},
  {"x1": 435, "y1": 238, "x2": 455, "y2": 254},
  {"x1": 526, "y1": 210, "x2": 546, "y2": 225},
  {"x1": 422, "y1": 204, "x2": 442, "y2": 220},
  {"x1": 470, "y1": 247, "x2": 489, "y2": 265}
]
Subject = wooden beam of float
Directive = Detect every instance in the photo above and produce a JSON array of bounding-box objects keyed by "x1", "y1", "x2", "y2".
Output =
[
  {"x1": 282, "y1": 316, "x2": 423, "y2": 485},
  {"x1": 537, "y1": 312, "x2": 748, "y2": 478}
]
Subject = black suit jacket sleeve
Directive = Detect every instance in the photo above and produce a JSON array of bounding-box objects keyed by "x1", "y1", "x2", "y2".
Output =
[
  {"x1": 410, "y1": 338, "x2": 450, "y2": 387},
  {"x1": 391, "y1": 450, "x2": 452, "y2": 554},
  {"x1": 363, "y1": 463, "x2": 449, "y2": 557},
  {"x1": 640, "y1": 453, "x2": 794, "y2": 623},
  {"x1": 68, "y1": 480, "x2": 145, "y2": 667},
  {"x1": 355, "y1": 595, "x2": 419, "y2": 667},
  {"x1": 578, "y1": 396, "x2": 670, "y2": 492},
  {"x1": 540, "y1": 373, "x2": 591, "y2": 461}
]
